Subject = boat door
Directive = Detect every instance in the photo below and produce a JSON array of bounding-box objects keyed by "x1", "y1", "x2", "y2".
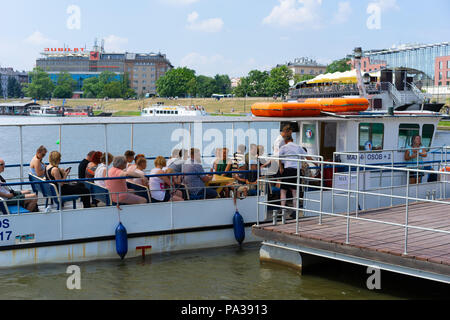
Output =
[{"x1": 320, "y1": 122, "x2": 337, "y2": 161}]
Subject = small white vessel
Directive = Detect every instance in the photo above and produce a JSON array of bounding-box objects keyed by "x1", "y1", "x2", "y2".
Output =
[
  {"x1": 29, "y1": 105, "x2": 63, "y2": 117},
  {"x1": 141, "y1": 103, "x2": 207, "y2": 117}
]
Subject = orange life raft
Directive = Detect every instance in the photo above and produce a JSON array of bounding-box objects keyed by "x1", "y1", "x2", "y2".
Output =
[
  {"x1": 251, "y1": 98, "x2": 369, "y2": 117},
  {"x1": 251, "y1": 102, "x2": 322, "y2": 117}
]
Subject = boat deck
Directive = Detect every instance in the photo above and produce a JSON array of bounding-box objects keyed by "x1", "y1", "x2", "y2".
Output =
[{"x1": 253, "y1": 200, "x2": 450, "y2": 282}]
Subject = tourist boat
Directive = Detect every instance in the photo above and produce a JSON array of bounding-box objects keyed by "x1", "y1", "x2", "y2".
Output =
[
  {"x1": 141, "y1": 103, "x2": 207, "y2": 117},
  {"x1": 0, "y1": 48, "x2": 448, "y2": 269},
  {"x1": 29, "y1": 105, "x2": 64, "y2": 117},
  {"x1": 63, "y1": 106, "x2": 93, "y2": 117}
]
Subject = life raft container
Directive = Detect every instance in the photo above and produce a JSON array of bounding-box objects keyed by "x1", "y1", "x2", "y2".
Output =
[
  {"x1": 251, "y1": 102, "x2": 322, "y2": 117},
  {"x1": 305, "y1": 98, "x2": 369, "y2": 113},
  {"x1": 251, "y1": 98, "x2": 369, "y2": 117}
]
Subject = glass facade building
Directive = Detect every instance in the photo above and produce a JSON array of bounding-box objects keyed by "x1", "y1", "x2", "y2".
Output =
[{"x1": 364, "y1": 43, "x2": 450, "y2": 85}]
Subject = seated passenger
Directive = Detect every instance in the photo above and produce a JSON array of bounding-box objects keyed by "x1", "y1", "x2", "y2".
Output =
[
  {"x1": 232, "y1": 145, "x2": 246, "y2": 171},
  {"x1": 124, "y1": 150, "x2": 136, "y2": 170},
  {"x1": 150, "y1": 156, "x2": 184, "y2": 202},
  {"x1": 45, "y1": 151, "x2": 91, "y2": 209},
  {"x1": 183, "y1": 148, "x2": 217, "y2": 200},
  {"x1": 86, "y1": 151, "x2": 103, "y2": 179},
  {"x1": 94, "y1": 153, "x2": 114, "y2": 188},
  {"x1": 212, "y1": 148, "x2": 232, "y2": 177},
  {"x1": 129, "y1": 157, "x2": 149, "y2": 186},
  {"x1": 78, "y1": 151, "x2": 95, "y2": 179},
  {"x1": 105, "y1": 156, "x2": 147, "y2": 205},
  {"x1": 166, "y1": 149, "x2": 181, "y2": 168},
  {"x1": 30, "y1": 145, "x2": 47, "y2": 178},
  {"x1": 127, "y1": 154, "x2": 146, "y2": 172},
  {"x1": 0, "y1": 158, "x2": 38, "y2": 212}
]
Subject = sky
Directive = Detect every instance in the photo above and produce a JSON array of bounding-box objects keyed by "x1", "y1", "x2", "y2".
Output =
[{"x1": 0, "y1": 0, "x2": 449, "y2": 77}]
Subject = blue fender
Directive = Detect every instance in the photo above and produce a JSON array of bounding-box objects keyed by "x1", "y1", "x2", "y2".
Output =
[
  {"x1": 233, "y1": 211, "x2": 245, "y2": 245},
  {"x1": 115, "y1": 222, "x2": 128, "y2": 260}
]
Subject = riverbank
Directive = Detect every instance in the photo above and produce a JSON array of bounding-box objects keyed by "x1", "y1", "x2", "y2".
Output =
[{"x1": 5, "y1": 97, "x2": 273, "y2": 116}]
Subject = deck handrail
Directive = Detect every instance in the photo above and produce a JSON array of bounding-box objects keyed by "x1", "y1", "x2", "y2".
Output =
[{"x1": 257, "y1": 154, "x2": 450, "y2": 256}]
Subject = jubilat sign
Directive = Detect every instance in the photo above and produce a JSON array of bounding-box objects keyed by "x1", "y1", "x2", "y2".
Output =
[{"x1": 44, "y1": 48, "x2": 87, "y2": 53}]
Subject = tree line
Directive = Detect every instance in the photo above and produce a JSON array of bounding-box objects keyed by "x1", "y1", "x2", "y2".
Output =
[
  {"x1": 21, "y1": 67, "x2": 136, "y2": 100},
  {"x1": 11, "y1": 58, "x2": 351, "y2": 100},
  {"x1": 155, "y1": 68, "x2": 232, "y2": 98},
  {"x1": 0, "y1": 77, "x2": 24, "y2": 99}
]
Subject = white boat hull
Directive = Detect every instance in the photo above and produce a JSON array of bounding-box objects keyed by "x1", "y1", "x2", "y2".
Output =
[{"x1": 0, "y1": 197, "x2": 266, "y2": 268}]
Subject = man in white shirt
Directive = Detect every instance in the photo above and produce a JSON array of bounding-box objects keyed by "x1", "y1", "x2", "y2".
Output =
[
  {"x1": 278, "y1": 135, "x2": 308, "y2": 219},
  {"x1": 264, "y1": 125, "x2": 293, "y2": 175}
]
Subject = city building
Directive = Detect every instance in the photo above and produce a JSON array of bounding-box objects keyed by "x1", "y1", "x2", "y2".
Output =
[
  {"x1": 348, "y1": 56, "x2": 387, "y2": 73},
  {"x1": 354, "y1": 42, "x2": 450, "y2": 86},
  {"x1": 231, "y1": 77, "x2": 241, "y2": 88},
  {"x1": 0, "y1": 67, "x2": 28, "y2": 98},
  {"x1": 435, "y1": 56, "x2": 450, "y2": 87},
  {"x1": 36, "y1": 41, "x2": 173, "y2": 97},
  {"x1": 279, "y1": 58, "x2": 327, "y2": 77}
]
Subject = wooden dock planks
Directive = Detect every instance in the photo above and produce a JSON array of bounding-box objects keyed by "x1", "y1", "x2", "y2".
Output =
[{"x1": 253, "y1": 200, "x2": 450, "y2": 276}]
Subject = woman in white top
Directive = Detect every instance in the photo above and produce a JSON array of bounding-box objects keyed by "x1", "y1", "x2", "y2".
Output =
[
  {"x1": 150, "y1": 156, "x2": 183, "y2": 202},
  {"x1": 94, "y1": 153, "x2": 114, "y2": 188}
]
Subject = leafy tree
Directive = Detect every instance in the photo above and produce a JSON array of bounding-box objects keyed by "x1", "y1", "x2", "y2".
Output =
[
  {"x1": 214, "y1": 74, "x2": 231, "y2": 94},
  {"x1": 100, "y1": 81, "x2": 123, "y2": 98},
  {"x1": 0, "y1": 79, "x2": 3, "y2": 98},
  {"x1": 326, "y1": 58, "x2": 351, "y2": 74},
  {"x1": 196, "y1": 75, "x2": 216, "y2": 97},
  {"x1": 294, "y1": 74, "x2": 315, "y2": 83},
  {"x1": 99, "y1": 71, "x2": 117, "y2": 86},
  {"x1": 23, "y1": 67, "x2": 54, "y2": 100},
  {"x1": 185, "y1": 77, "x2": 197, "y2": 98},
  {"x1": 82, "y1": 77, "x2": 101, "y2": 98},
  {"x1": 53, "y1": 72, "x2": 76, "y2": 98},
  {"x1": 247, "y1": 70, "x2": 270, "y2": 97},
  {"x1": 233, "y1": 77, "x2": 251, "y2": 97},
  {"x1": 7, "y1": 77, "x2": 23, "y2": 98},
  {"x1": 156, "y1": 67, "x2": 196, "y2": 98},
  {"x1": 265, "y1": 65, "x2": 293, "y2": 97}
]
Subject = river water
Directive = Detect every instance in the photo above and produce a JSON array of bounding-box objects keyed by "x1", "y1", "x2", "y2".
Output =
[
  {"x1": 0, "y1": 243, "x2": 448, "y2": 300},
  {"x1": 0, "y1": 118, "x2": 448, "y2": 300}
]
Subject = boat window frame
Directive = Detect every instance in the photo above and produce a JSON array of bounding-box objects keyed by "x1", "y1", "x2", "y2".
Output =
[
  {"x1": 422, "y1": 124, "x2": 435, "y2": 148},
  {"x1": 398, "y1": 123, "x2": 420, "y2": 149},
  {"x1": 358, "y1": 122, "x2": 384, "y2": 151}
]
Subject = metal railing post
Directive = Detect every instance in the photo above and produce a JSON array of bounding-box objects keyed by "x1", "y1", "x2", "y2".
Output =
[
  {"x1": 404, "y1": 175, "x2": 410, "y2": 255},
  {"x1": 295, "y1": 157, "x2": 300, "y2": 234},
  {"x1": 391, "y1": 150, "x2": 394, "y2": 207},
  {"x1": 346, "y1": 163, "x2": 351, "y2": 245},
  {"x1": 319, "y1": 157, "x2": 324, "y2": 225},
  {"x1": 256, "y1": 156, "x2": 260, "y2": 226},
  {"x1": 19, "y1": 126, "x2": 24, "y2": 188}
]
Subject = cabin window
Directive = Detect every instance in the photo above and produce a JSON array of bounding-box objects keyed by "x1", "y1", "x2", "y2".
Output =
[
  {"x1": 422, "y1": 124, "x2": 435, "y2": 148},
  {"x1": 398, "y1": 124, "x2": 420, "y2": 149},
  {"x1": 175, "y1": 111, "x2": 179, "y2": 115},
  {"x1": 359, "y1": 123, "x2": 384, "y2": 151},
  {"x1": 149, "y1": 110, "x2": 153, "y2": 114}
]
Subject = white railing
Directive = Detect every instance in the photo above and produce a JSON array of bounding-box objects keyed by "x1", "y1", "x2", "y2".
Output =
[{"x1": 256, "y1": 154, "x2": 450, "y2": 255}]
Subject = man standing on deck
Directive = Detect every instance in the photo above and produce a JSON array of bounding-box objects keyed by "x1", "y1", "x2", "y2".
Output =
[
  {"x1": 263, "y1": 125, "x2": 293, "y2": 175},
  {"x1": 278, "y1": 135, "x2": 308, "y2": 220},
  {"x1": 78, "y1": 151, "x2": 95, "y2": 179}
]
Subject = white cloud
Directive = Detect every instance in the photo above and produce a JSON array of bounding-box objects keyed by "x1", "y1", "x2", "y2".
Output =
[
  {"x1": 368, "y1": 0, "x2": 399, "y2": 12},
  {"x1": 333, "y1": 2, "x2": 352, "y2": 24},
  {"x1": 24, "y1": 31, "x2": 58, "y2": 46},
  {"x1": 186, "y1": 11, "x2": 224, "y2": 33},
  {"x1": 263, "y1": 0, "x2": 323, "y2": 28},
  {"x1": 180, "y1": 52, "x2": 232, "y2": 75},
  {"x1": 104, "y1": 35, "x2": 129, "y2": 52}
]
